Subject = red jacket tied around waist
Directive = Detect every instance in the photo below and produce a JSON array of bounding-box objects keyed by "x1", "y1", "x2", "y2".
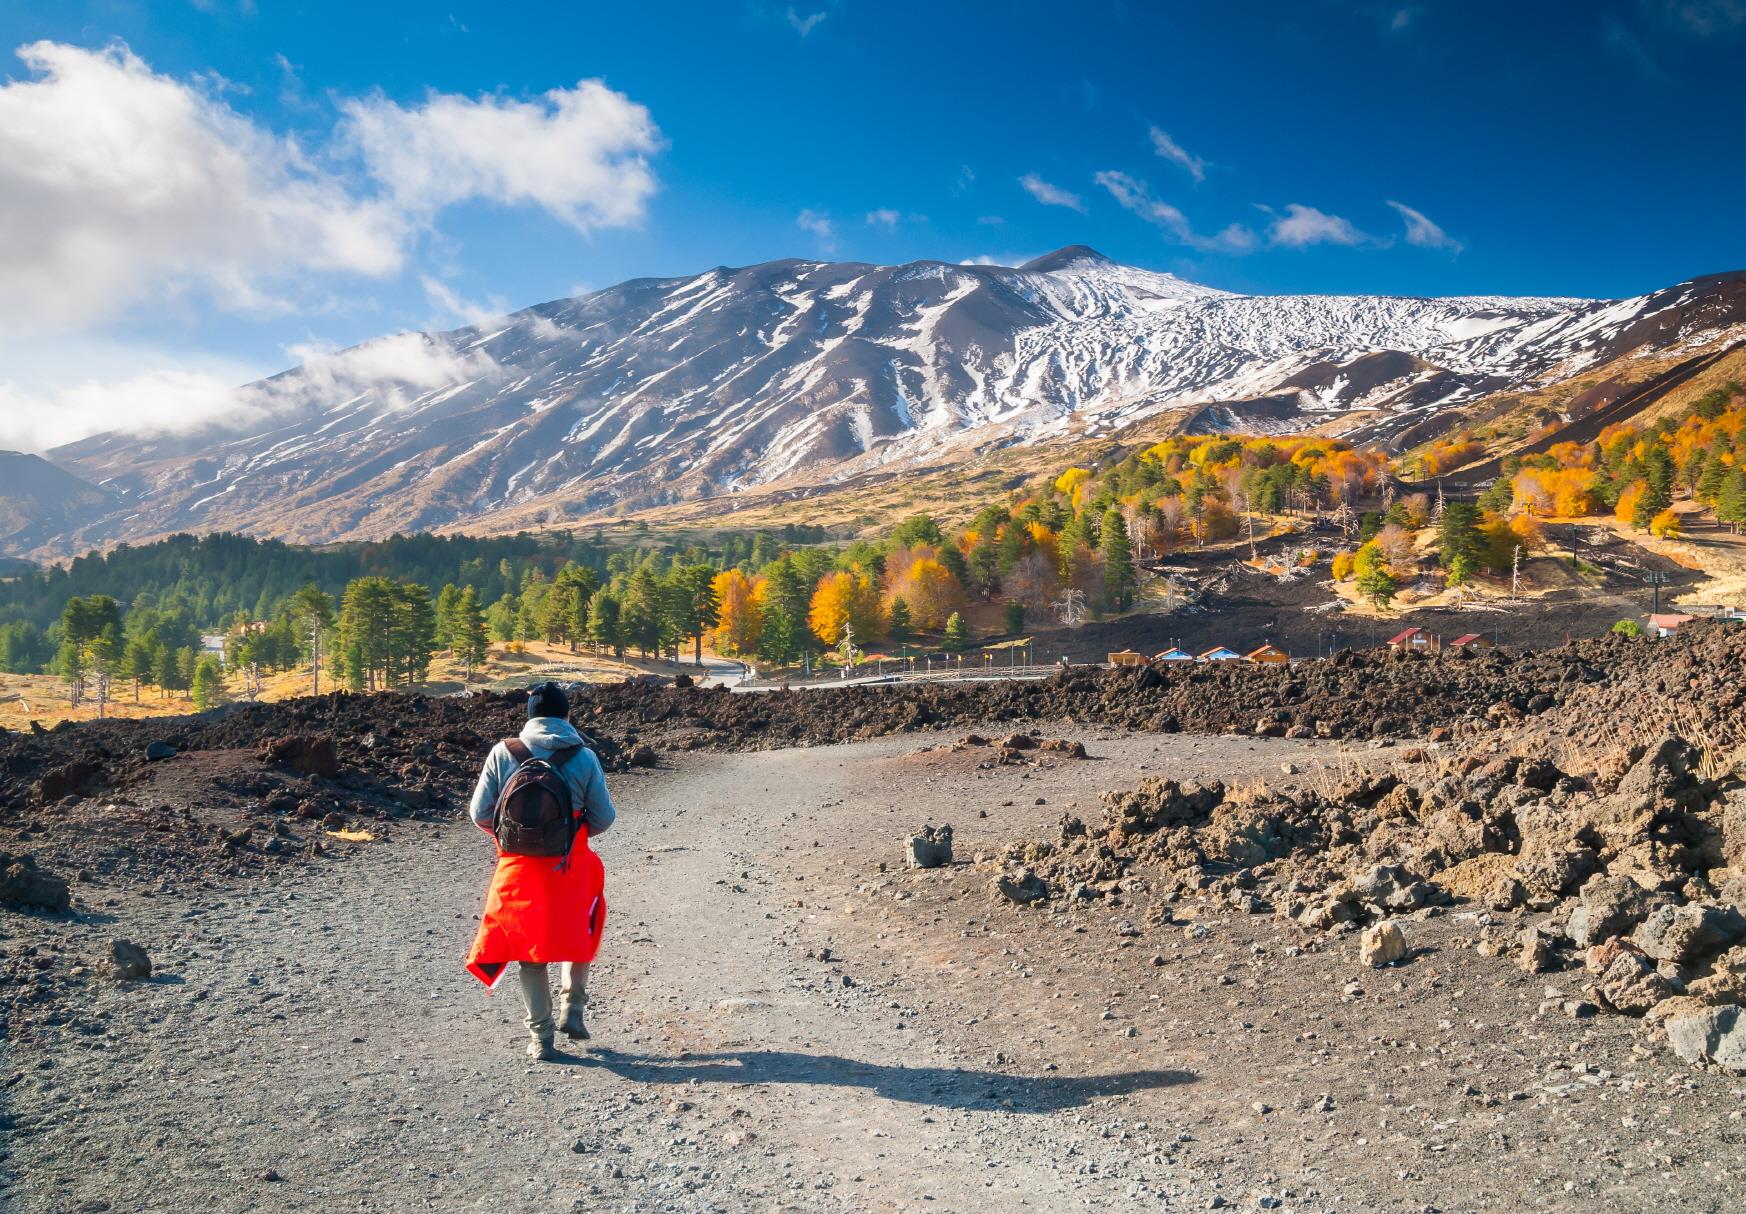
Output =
[{"x1": 464, "y1": 719, "x2": 615, "y2": 988}]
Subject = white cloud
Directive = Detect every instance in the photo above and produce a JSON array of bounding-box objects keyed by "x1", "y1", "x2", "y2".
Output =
[
  {"x1": 865, "y1": 208, "x2": 901, "y2": 228},
  {"x1": 0, "y1": 41, "x2": 404, "y2": 328},
  {"x1": 341, "y1": 78, "x2": 662, "y2": 233},
  {"x1": 787, "y1": 7, "x2": 828, "y2": 35},
  {"x1": 1267, "y1": 203, "x2": 1375, "y2": 248},
  {"x1": 0, "y1": 367, "x2": 256, "y2": 452},
  {"x1": 0, "y1": 328, "x2": 501, "y2": 452},
  {"x1": 0, "y1": 41, "x2": 664, "y2": 333},
  {"x1": 1386, "y1": 200, "x2": 1463, "y2": 253},
  {"x1": 1147, "y1": 126, "x2": 1206, "y2": 184},
  {"x1": 960, "y1": 254, "x2": 1041, "y2": 268},
  {"x1": 1094, "y1": 170, "x2": 1256, "y2": 253},
  {"x1": 1019, "y1": 173, "x2": 1086, "y2": 213},
  {"x1": 421, "y1": 275, "x2": 510, "y2": 327},
  {"x1": 796, "y1": 208, "x2": 837, "y2": 251}
]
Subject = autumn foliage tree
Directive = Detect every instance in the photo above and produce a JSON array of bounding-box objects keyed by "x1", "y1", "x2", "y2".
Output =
[{"x1": 808, "y1": 569, "x2": 883, "y2": 647}]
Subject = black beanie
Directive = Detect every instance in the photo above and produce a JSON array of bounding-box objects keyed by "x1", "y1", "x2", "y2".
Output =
[{"x1": 527, "y1": 680, "x2": 570, "y2": 720}]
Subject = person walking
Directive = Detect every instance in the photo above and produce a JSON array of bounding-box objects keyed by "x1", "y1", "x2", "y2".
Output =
[{"x1": 464, "y1": 681, "x2": 616, "y2": 1060}]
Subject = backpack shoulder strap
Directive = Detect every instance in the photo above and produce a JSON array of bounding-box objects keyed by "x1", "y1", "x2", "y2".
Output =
[{"x1": 503, "y1": 738, "x2": 532, "y2": 764}]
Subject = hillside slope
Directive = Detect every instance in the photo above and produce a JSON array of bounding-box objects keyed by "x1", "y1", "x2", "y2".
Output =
[{"x1": 13, "y1": 252, "x2": 1746, "y2": 555}]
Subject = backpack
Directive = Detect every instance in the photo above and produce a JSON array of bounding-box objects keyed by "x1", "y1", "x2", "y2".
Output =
[{"x1": 493, "y1": 738, "x2": 585, "y2": 857}]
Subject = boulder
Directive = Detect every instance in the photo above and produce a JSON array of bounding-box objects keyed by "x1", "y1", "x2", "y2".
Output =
[
  {"x1": 260, "y1": 735, "x2": 340, "y2": 778},
  {"x1": 110, "y1": 938, "x2": 151, "y2": 981},
  {"x1": 627, "y1": 745, "x2": 658, "y2": 768},
  {"x1": 144, "y1": 740, "x2": 177, "y2": 762},
  {"x1": 994, "y1": 868, "x2": 1049, "y2": 905},
  {"x1": 1566, "y1": 873, "x2": 1657, "y2": 948},
  {"x1": 1593, "y1": 946, "x2": 1675, "y2": 1015},
  {"x1": 904, "y1": 823, "x2": 954, "y2": 870},
  {"x1": 1360, "y1": 922, "x2": 1407, "y2": 967},
  {"x1": 1519, "y1": 926, "x2": 1556, "y2": 973},
  {"x1": 0, "y1": 852, "x2": 71, "y2": 911},
  {"x1": 1633, "y1": 902, "x2": 1746, "y2": 967},
  {"x1": 1663, "y1": 1002, "x2": 1746, "y2": 1073}
]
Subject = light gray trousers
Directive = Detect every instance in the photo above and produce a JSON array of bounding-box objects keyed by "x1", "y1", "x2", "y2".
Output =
[{"x1": 517, "y1": 961, "x2": 588, "y2": 1040}]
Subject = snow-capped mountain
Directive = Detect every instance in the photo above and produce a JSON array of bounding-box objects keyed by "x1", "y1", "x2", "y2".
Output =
[{"x1": 24, "y1": 248, "x2": 1746, "y2": 553}]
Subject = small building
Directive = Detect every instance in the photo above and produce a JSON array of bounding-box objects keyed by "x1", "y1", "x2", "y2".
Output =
[
  {"x1": 1198, "y1": 646, "x2": 1242, "y2": 662},
  {"x1": 1648, "y1": 612, "x2": 1694, "y2": 639},
  {"x1": 1246, "y1": 643, "x2": 1289, "y2": 665},
  {"x1": 1387, "y1": 626, "x2": 1431, "y2": 652},
  {"x1": 1154, "y1": 647, "x2": 1194, "y2": 662},
  {"x1": 1107, "y1": 649, "x2": 1147, "y2": 667},
  {"x1": 1451, "y1": 633, "x2": 1493, "y2": 650}
]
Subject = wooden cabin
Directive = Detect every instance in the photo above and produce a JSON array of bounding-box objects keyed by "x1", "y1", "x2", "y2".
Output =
[{"x1": 1246, "y1": 643, "x2": 1289, "y2": 665}]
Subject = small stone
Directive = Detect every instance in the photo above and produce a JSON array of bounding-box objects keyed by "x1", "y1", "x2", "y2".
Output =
[
  {"x1": 109, "y1": 938, "x2": 151, "y2": 981},
  {"x1": 1360, "y1": 922, "x2": 1407, "y2": 967}
]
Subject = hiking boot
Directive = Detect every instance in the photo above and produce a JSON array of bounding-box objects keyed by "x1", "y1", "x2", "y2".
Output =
[
  {"x1": 559, "y1": 998, "x2": 589, "y2": 1041},
  {"x1": 527, "y1": 1034, "x2": 556, "y2": 1062}
]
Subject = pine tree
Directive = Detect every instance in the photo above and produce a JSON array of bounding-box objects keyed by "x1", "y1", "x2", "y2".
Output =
[
  {"x1": 191, "y1": 654, "x2": 227, "y2": 710},
  {"x1": 452, "y1": 586, "x2": 488, "y2": 679},
  {"x1": 887, "y1": 597, "x2": 911, "y2": 644},
  {"x1": 1099, "y1": 508, "x2": 1136, "y2": 611},
  {"x1": 434, "y1": 584, "x2": 460, "y2": 650},
  {"x1": 943, "y1": 612, "x2": 972, "y2": 652},
  {"x1": 585, "y1": 589, "x2": 622, "y2": 659}
]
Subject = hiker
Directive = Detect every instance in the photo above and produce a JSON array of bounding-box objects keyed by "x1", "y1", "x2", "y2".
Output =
[{"x1": 464, "y1": 680, "x2": 616, "y2": 1061}]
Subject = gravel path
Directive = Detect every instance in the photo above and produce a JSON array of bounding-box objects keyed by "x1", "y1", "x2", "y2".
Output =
[{"x1": 6, "y1": 730, "x2": 1743, "y2": 1213}]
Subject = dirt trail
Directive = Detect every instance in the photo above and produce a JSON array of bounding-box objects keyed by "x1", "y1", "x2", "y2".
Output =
[{"x1": 6, "y1": 731, "x2": 1743, "y2": 1213}]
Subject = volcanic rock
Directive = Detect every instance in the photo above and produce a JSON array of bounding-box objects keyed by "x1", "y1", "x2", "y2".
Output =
[
  {"x1": 0, "y1": 851, "x2": 71, "y2": 911},
  {"x1": 905, "y1": 823, "x2": 954, "y2": 870},
  {"x1": 110, "y1": 938, "x2": 151, "y2": 981}
]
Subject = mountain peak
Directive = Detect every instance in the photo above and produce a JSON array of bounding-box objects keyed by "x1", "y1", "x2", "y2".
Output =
[{"x1": 1019, "y1": 245, "x2": 1114, "y2": 273}]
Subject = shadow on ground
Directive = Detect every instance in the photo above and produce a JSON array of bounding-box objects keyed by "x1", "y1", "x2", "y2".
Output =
[{"x1": 572, "y1": 1048, "x2": 1195, "y2": 1114}]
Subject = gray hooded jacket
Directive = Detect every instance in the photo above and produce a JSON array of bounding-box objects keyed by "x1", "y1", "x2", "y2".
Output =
[{"x1": 468, "y1": 717, "x2": 616, "y2": 838}]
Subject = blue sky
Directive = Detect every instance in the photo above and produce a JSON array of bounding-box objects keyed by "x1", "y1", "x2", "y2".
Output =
[{"x1": 1, "y1": 0, "x2": 1743, "y2": 449}]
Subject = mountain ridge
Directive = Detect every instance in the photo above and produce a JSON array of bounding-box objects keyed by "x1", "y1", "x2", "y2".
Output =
[{"x1": 13, "y1": 250, "x2": 1746, "y2": 557}]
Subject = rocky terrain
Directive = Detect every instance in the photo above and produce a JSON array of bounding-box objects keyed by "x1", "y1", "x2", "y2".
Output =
[{"x1": 5, "y1": 624, "x2": 1746, "y2": 1210}]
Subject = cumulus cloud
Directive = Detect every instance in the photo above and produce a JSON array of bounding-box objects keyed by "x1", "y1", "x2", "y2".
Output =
[
  {"x1": 796, "y1": 208, "x2": 837, "y2": 251},
  {"x1": 1266, "y1": 203, "x2": 1375, "y2": 248},
  {"x1": 1094, "y1": 170, "x2": 1256, "y2": 253},
  {"x1": 1147, "y1": 127, "x2": 1206, "y2": 184},
  {"x1": 0, "y1": 41, "x2": 404, "y2": 327},
  {"x1": 341, "y1": 79, "x2": 661, "y2": 232},
  {"x1": 1018, "y1": 173, "x2": 1087, "y2": 213},
  {"x1": 865, "y1": 208, "x2": 901, "y2": 228},
  {"x1": 1386, "y1": 200, "x2": 1463, "y2": 253},
  {"x1": 0, "y1": 41, "x2": 662, "y2": 332}
]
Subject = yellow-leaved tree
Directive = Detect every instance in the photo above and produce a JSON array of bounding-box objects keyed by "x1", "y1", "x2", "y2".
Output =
[
  {"x1": 808, "y1": 570, "x2": 884, "y2": 647},
  {"x1": 709, "y1": 570, "x2": 763, "y2": 656}
]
